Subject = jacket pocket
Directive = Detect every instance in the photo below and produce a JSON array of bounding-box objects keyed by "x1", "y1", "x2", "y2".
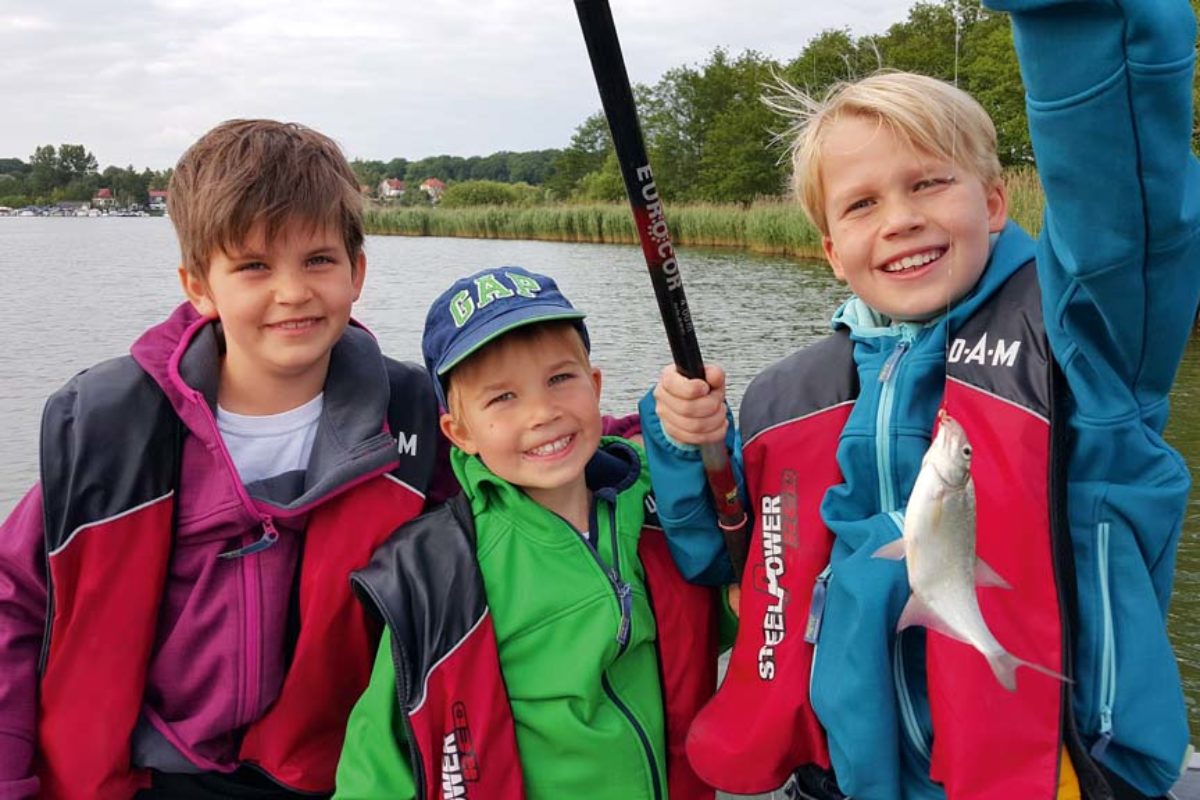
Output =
[
  {"x1": 893, "y1": 627, "x2": 933, "y2": 766},
  {"x1": 1087, "y1": 521, "x2": 1117, "y2": 761},
  {"x1": 1072, "y1": 487, "x2": 1190, "y2": 795}
]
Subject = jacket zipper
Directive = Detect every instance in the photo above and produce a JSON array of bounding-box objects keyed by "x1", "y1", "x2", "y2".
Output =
[
  {"x1": 563, "y1": 491, "x2": 662, "y2": 797},
  {"x1": 602, "y1": 673, "x2": 664, "y2": 800},
  {"x1": 875, "y1": 330, "x2": 914, "y2": 513},
  {"x1": 894, "y1": 628, "x2": 932, "y2": 763},
  {"x1": 1090, "y1": 521, "x2": 1116, "y2": 759},
  {"x1": 805, "y1": 564, "x2": 833, "y2": 710},
  {"x1": 877, "y1": 327, "x2": 933, "y2": 762}
]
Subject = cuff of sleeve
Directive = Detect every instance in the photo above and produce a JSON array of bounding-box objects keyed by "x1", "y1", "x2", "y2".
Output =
[{"x1": 636, "y1": 389, "x2": 708, "y2": 458}]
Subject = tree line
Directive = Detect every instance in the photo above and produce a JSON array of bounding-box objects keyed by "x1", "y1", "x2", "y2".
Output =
[
  {"x1": 8, "y1": 0, "x2": 1199, "y2": 210},
  {"x1": 0, "y1": 145, "x2": 171, "y2": 209},
  {"x1": 546, "y1": 0, "x2": 1200, "y2": 204},
  {"x1": 349, "y1": 150, "x2": 559, "y2": 196}
]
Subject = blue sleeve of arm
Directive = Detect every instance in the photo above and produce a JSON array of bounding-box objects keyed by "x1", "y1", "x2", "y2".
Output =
[
  {"x1": 984, "y1": 0, "x2": 1200, "y2": 417},
  {"x1": 638, "y1": 389, "x2": 745, "y2": 586}
]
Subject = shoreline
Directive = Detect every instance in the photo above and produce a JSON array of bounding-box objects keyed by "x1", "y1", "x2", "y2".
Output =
[{"x1": 362, "y1": 168, "x2": 1044, "y2": 262}]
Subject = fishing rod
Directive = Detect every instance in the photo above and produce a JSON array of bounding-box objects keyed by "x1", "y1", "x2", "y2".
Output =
[{"x1": 573, "y1": 0, "x2": 750, "y2": 578}]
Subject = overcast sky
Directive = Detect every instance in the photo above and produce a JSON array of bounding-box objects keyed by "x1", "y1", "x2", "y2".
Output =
[{"x1": 2, "y1": 0, "x2": 914, "y2": 170}]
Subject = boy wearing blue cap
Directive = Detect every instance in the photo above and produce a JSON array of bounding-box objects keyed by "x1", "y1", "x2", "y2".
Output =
[{"x1": 333, "y1": 267, "x2": 727, "y2": 800}]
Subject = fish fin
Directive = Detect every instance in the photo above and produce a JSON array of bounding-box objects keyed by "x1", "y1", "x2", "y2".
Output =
[
  {"x1": 988, "y1": 651, "x2": 1021, "y2": 692},
  {"x1": 872, "y1": 538, "x2": 906, "y2": 561},
  {"x1": 896, "y1": 595, "x2": 971, "y2": 645},
  {"x1": 1017, "y1": 657, "x2": 1071, "y2": 685},
  {"x1": 974, "y1": 558, "x2": 1012, "y2": 590},
  {"x1": 986, "y1": 650, "x2": 1072, "y2": 692}
]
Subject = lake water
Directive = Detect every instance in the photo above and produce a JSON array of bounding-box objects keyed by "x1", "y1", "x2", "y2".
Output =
[{"x1": 1, "y1": 217, "x2": 1197, "y2": 759}]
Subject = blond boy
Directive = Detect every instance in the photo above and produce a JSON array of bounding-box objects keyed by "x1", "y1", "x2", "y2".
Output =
[{"x1": 643, "y1": 2, "x2": 1200, "y2": 799}]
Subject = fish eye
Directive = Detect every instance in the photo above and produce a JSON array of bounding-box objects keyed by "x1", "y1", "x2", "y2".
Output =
[{"x1": 961, "y1": 445, "x2": 972, "y2": 458}]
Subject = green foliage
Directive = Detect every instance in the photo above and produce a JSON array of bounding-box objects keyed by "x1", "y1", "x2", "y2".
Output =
[
  {"x1": 0, "y1": 158, "x2": 28, "y2": 176},
  {"x1": 438, "y1": 180, "x2": 545, "y2": 208},
  {"x1": 364, "y1": 199, "x2": 822, "y2": 257},
  {"x1": 780, "y1": 28, "x2": 878, "y2": 90},
  {"x1": 0, "y1": 144, "x2": 168, "y2": 206},
  {"x1": 575, "y1": 152, "x2": 625, "y2": 202},
  {"x1": 556, "y1": 0, "x2": 1036, "y2": 201},
  {"x1": 545, "y1": 113, "x2": 612, "y2": 200},
  {"x1": 351, "y1": 159, "x2": 388, "y2": 190},
  {"x1": 640, "y1": 49, "x2": 790, "y2": 204},
  {"x1": 1193, "y1": 0, "x2": 1200, "y2": 151},
  {"x1": 353, "y1": 151, "x2": 560, "y2": 198}
]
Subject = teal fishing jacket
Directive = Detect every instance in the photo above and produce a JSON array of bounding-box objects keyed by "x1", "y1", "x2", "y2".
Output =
[{"x1": 639, "y1": 1, "x2": 1200, "y2": 798}]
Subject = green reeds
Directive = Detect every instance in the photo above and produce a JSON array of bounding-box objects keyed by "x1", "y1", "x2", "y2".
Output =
[
  {"x1": 363, "y1": 167, "x2": 1046, "y2": 258},
  {"x1": 1002, "y1": 166, "x2": 1044, "y2": 237}
]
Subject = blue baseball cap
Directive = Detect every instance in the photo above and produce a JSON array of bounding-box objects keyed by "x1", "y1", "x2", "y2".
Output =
[{"x1": 422, "y1": 266, "x2": 590, "y2": 409}]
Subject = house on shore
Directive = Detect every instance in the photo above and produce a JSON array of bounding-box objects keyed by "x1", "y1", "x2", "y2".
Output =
[
  {"x1": 93, "y1": 188, "x2": 115, "y2": 209},
  {"x1": 378, "y1": 178, "x2": 406, "y2": 199},
  {"x1": 148, "y1": 189, "x2": 168, "y2": 213},
  {"x1": 419, "y1": 178, "x2": 446, "y2": 202}
]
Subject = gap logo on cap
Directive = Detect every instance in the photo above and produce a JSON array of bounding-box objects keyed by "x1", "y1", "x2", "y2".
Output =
[{"x1": 449, "y1": 271, "x2": 544, "y2": 327}]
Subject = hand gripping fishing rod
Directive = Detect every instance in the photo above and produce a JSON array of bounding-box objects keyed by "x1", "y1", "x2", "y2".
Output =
[{"x1": 574, "y1": 0, "x2": 750, "y2": 578}]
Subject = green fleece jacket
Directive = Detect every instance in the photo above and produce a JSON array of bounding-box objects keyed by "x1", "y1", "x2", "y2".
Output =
[{"x1": 334, "y1": 438, "x2": 731, "y2": 799}]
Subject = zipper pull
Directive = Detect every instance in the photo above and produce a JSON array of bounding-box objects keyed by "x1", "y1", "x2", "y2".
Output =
[
  {"x1": 219, "y1": 516, "x2": 280, "y2": 559},
  {"x1": 878, "y1": 340, "x2": 910, "y2": 383},
  {"x1": 1089, "y1": 706, "x2": 1114, "y2": 759},
  {"x1": 613, "y1": 575, "x2": 633, "y2": 647},
  {"x1": 804, "y1": 565, "x2": 834, "y2": 644},
  {"x1": 1090, "y1": 730, "x2": 1113, "y2": 760}
]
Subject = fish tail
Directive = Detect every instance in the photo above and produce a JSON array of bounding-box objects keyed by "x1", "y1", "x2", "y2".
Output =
[{"x1": 987, "y1": 651, "x2": 1071, "y2": 692}]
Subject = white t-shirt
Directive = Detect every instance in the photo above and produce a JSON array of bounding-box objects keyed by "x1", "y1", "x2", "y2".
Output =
[{"x1": 216, "y1": 393, "x2": 324, "y2": 484}]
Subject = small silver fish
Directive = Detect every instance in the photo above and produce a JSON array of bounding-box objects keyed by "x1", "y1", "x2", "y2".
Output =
[{"x1": 874, "y1": 410, "x2": 1064, "y2": 691}]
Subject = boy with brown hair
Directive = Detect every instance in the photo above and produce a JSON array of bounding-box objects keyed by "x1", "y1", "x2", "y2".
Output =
[
  {"x1": 643, "y1": 2, "x2": 1199, "y2": 799},
  {"x1": 333, "y1": 267, "x2": 727, "y2": 799},
  {"x1": 0, "y1": 119, "x2": 441, "y2": 798}
]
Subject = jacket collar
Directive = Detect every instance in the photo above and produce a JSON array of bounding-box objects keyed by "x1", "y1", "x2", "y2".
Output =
[
  {"x1": 129, "y1": 302, "x2": 400, "y2": 512},
  {"x1": 452, "y1": 437, "x2": 643, "y2": 516}
]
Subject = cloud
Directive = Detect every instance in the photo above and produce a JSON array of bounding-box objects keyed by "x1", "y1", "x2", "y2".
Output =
[{"x1": 0, "y1": 0, "x2": 914, "y2": 169}]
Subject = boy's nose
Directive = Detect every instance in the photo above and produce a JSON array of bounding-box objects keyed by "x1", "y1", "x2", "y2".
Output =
[
  {"x1": 528, "y1": 394, "x2": 562, "y2": 426},
  {"x1": 882, "y1": 200, "x2": 925, "y2": 236},
  {"x1": 273, "y1": 271, "x2": 313, "y2": 303}
]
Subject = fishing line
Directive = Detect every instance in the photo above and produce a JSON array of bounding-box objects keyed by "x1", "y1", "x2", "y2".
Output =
[{"x1": 943, "y1": 0, "x2": 963, "y2": 410}]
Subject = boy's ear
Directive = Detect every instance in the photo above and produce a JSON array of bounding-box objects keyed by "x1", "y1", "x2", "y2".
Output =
[
  {"x1": 822, "y1": 236, "x2": 847, "y2": 281},
  {"x1": 590, "y1": 365, "x2": 603, "y2": 399},
  {"x1": 986, "y1": 181, "x2": 1008, "y2": 233},
  {"x1": 179, "y1": 266, "x2": 218, "y2": 318},
  {"x1": 352, "y1": 251, "x2": 367, "y2": 301},
  {"x1": 439, "y1": 411, "x2": 478, "y2": 455}
]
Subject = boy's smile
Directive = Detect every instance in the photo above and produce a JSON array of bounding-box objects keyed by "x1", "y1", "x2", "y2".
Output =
[
  {"x1": 180, "y1": 220, "x2": 366, "y2": 414},
  {"x1": 441, "y1": 329, "x2": 603, "y2": 528},
  {"x1": 819, "y1": 114, "x2": 1007, "y2": 321}
]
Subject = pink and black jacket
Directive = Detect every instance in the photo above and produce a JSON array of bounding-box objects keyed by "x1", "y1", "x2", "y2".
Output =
[{"x1": 0, "y1": 303, "x2": 441, "y2": 798}]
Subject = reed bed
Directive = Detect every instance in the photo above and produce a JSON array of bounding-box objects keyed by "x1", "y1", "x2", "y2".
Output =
[{"x1": 364, "y1": 167, "x2": 1047, "y2": 259}]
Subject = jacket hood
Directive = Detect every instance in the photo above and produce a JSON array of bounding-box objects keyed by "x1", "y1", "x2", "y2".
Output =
[{"x1": 832, "y1": 222, "x2": 1037, "y2": 340}]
